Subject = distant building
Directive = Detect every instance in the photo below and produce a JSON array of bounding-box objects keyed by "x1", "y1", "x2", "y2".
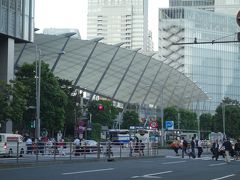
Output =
[
  {"x1": 87, "y1": 0, "x2": 150, "y2": 51},
  {"x1": 43, "y1": 28, "x2": 81, "y2": 39},
  {"x1": 158, "y1": 0, "x2": 240, "y2": 113}
]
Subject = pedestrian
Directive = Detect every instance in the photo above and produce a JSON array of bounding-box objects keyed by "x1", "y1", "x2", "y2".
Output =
[
  {"x1": 26, "y1": 137, "x2": 33, "y2": 154},
  {"x1": 73, "y1": 137, "x2": 81, "y2": 156},
  {"x1": 129, "y1": 138, "x2": 134, "y2": 157},
  {"x1": 211, "y1": 140, "x2": 219, "y2": 160},
  {"x1": 196, "y1": 138, "x2": 203, "y2": 158},
  {"x1": 222, "y1": 138, "x2": 232, "y2": 163},
  {"x1": 234, "y1": 139, "x2": 240, "y2": 160},
  {"x1": 170, "y1": 138, "x2": 180, "y2": 156},
  {"x1": 58, "y1": 138, "x2": 65, "y2": 156},
  {"x1": 181, "y1": 137, "x2": 188, "y2": 158},
  {"x1": 189, "y1": 137, "x2": 196, "y2": 159}
]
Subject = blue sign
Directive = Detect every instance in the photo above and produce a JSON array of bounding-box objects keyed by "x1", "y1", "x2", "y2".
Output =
[{"x1": 165, "y1": 120, "x2": 174, "y2": 130}]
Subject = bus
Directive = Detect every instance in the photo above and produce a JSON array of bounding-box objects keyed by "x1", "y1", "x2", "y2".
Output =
[
  {"x1": 165, "y1": 129, "x2": 198, "y2": 144},
  {"x1": 108, "y1": 129, "x2": 130, "y2": 145}
]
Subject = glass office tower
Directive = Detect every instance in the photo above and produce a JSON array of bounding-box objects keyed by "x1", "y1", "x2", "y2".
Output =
[{"x1": 159, "y1": 7, "x2": 240, "y2": 113}]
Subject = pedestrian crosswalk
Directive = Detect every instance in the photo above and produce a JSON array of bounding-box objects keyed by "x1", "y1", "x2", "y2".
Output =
[{"x1": 166, "y1": 155, "x2": 238, "y2": 161}]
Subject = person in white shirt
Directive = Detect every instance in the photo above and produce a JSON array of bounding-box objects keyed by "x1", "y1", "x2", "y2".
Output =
[
  {"x1": 196, "y1": 139, "x2": 203, "y2": 158},
  {"x1": 26, "y1": 137, "x2": 32, "y2": 154},
  {"x1": 73, "y1": 137, "x2": 81, "y2": 156}
]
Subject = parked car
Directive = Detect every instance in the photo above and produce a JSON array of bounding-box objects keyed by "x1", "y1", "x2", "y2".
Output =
[{"x1": 80, "y1": 140, "x2": 103, "y2": 153}]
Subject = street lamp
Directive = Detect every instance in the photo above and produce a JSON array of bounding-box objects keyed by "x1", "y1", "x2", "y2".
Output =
[{"x1": 34, "y1": 47, "x2": 65, "y2": 139}]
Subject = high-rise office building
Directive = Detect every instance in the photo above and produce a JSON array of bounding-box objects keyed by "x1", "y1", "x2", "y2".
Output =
[
  {"x1": 158, "y1": 0, "x2": 240, "y2": 113},
  {"x1": 87, "y1": 0, "x2": 149, "y2": 51},
  {"x1": 0, "y1": 0, "x2": 35, "y2": 82}
]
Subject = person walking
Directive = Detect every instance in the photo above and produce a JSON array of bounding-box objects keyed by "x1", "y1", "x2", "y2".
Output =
[
  {"x1": 196, "y1": 138, "x2": 203, "y2": 158},
  {"x1": 234, "y1": 139, "x2": 240, "y2": 160},
  {"x1": 222, "y1": 138, "x2": 232, "y2": 163},
  {"x1": 211, "y1": 140, "x2": 219, "y2": 160},
  {"x1": 181, "y1": 137, "x2": 188, "y2": 158},
  {"x1": 129, "y1": 138, "x2": 134, "y2": 157},
  {"x1": 26, "y1": 137, "x2": 33, "y2": 154},
  {"x1": 73, "y1": 137, "x2": 81, "y2": 156},
  {"x1": 189, "y1": 137, "x2": 196, "y2": 159},
  {"x1": 171, "y1": 138, "x2": 180, "y2": 156}
]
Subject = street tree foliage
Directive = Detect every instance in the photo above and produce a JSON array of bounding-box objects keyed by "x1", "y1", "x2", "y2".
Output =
[
  {"x1": 164, "y1": 107, "x2": 178, "y2": 128},
  {"x1": 0, "y1": 80, "x2": 27, "y2": 132},
  {"x1": 88, "y1": 100, "x2": 119, "y2": 128},
  {"x1": 214, "y1": 97, "x2": 240, "y2": 138},
  {"x1": 199, "y1": 113, "x2": 214, "y2": 132},
  {"x1": 163, "y1": 106, "x2": 197, "y2": 130},
  {"x1": 56, "y1": 78, "x2": 76, "y2": 137},
  {"x1": 178, "y1": 108, "x2": 197, "y2": 130},
  {"x1": 121, "y1": 110, "x2": 139, "y2": 129},
  {"x1": 0, "y1": 81, "x2": 12, "y2": 131},
  {"x1": 15, "y1": 62, "x2": 68, "y2": 135}
]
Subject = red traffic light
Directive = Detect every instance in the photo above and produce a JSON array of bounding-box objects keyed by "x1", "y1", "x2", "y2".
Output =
[{"x1": 98, "y1": 104, "x2": 104, "y2": 110}]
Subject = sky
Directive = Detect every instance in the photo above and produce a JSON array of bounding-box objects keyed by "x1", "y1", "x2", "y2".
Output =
[{"x1": 35, "y1": 0, "x2": 169, "y2": 50}]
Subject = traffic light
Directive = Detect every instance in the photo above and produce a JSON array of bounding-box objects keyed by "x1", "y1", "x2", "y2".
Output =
[{"x1": 98, "y1": 104, "x2": 104, "y2": 110}]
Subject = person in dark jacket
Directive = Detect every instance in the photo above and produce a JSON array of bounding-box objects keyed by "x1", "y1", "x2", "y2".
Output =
[
  {"x1": 222, "y1": 138, "x2": 232, "y2": 163},
  {"x1": 211, "y1": 140, "x2": 219, "y2": 160},
  {"x1": 189, "y1": 137, "x2": 196, "y2": 158},
  {"x1": 234, "y1": 139, "x2": 240, "y2": 160}
]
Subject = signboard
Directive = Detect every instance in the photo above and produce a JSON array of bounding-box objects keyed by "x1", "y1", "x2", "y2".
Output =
[
  {"x1": 165, "y1": 120, "x2": 174, "y2": 130},
  {"x1": 149, "y1": 120, "x2": 158, "y2": 128}
]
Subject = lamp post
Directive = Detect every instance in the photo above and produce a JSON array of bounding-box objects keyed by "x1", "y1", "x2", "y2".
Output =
[
  {"x1": 222, "y1": 103, "x2": 225, "y2": 138},
  {"x1": 35, "y1": 48, "x2": 41, "y2": 139},
  {"x1": 34, "y1": 47, "x2": 65, "y2": 139},
  {"x1": 160, "y1": 87, "x2": 164, "y2": 147}
]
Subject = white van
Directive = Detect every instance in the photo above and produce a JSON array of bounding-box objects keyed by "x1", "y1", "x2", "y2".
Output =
[{"x1": 0, "y1": 133, "x2": 26, "y2": 157}]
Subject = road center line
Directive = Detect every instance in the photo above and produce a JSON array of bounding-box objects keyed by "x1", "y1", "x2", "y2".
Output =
[
  {"x1": 62, "y1": 168, "x2": 114, "y2": 175},
  {"x1": 162, "y1": 160, "x2": 186, "y2": 165},
  {"x1": 208, "y1": 163, "x2": 226, "y2": 167},
  {"x1": 211, "y1": 174, "x2": 235, "y2": 180}
]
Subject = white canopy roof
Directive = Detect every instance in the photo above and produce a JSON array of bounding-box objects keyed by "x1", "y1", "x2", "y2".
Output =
[{"x1": 14, "y1": 33, "x2": 208, "y2": 109}]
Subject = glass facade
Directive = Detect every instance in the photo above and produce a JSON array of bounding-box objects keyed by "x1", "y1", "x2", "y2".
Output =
[
  {"x1": 0, "y1": 0, "x2": 34, "y2": 42},
  {"x1": 159, "y1": 7, "x2": 240, "y2": 113}
]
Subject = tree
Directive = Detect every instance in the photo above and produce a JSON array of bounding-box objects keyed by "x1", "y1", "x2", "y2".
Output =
[
  {"x1": 121, "y1": 110, "x2": 139, "y2": 129},
  {"x1": 164, "y1": 106, "x2": 178, "y2": 128},
  {"x1": 0, "y1": 81, "x2": 11, "y2": 131},
  {"x1": 15, "y1": 62, "x2": 68, "y2": 135},
  {"x1": 200, "y1": 113, "x2": 213, "y2": 132},
  {"x1": 57, "y1": 78, "x2": 76, "y2": 137},
  {"x1": 88, "y1": 100, "x2": 118, "y2": 128},
  {"x1": 178, "y1": 109, "x2": 197, "y2": 130},
  {"x1": 214, "y1": 97, "x2": 240, "y2": 138},
  {"x1": 10, "y1": 80, "x2": 27, "y2": 131}
]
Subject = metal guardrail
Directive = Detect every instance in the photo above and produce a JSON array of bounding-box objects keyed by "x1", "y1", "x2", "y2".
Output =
[{"x1": 0, "y1": 141, "x2": 161, "y2": 165}]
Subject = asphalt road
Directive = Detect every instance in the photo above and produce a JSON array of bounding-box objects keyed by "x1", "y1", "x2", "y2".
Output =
[{"x1": 1, "y1": 155, "x2": 240, "y2": 180}]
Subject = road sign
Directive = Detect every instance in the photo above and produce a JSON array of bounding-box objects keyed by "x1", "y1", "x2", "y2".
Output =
[
  {"x1": 149, "y1": 120, "x2": 158, "y2": 128},
  {"x1": 165, "y1": 120, "x2": 174, "y2": 130}
]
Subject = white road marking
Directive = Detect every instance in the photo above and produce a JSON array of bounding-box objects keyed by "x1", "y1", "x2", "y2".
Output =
[
  {"x1": 131, "y1": 170, "x2": 173, "y2": 179},
  {"x1": 62, "y1": 168, "x2": 114, "y2": 175},
  {"x1": 208, "y1": 163, "x2": 226, "y2": 166},
  {"x1": 162, "y1": 160, "x2": 186, "y2": 165},
  {"x1": 211, "y1": 174, "x2": 235, "y2": 180}
]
